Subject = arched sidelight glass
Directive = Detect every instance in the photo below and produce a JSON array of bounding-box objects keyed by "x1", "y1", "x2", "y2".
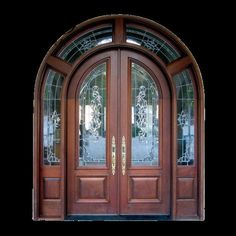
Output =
[
  {"x1": 126, "y1": 26, "x2": 181, "y2": 63},
  {"x1": 173, "y1": 69, "x2": 195, "y2": 165},
  {"x1": 131, "y1": 63, "x2": 159, "y2": 166},
  {"x1": 43, "y1": 70, "x2": 64, "y2": 165},
  {"x1": 57, "y1": 26, "x2": 112, "y2": 63},
  {"x1": 78, "y1": 63, "x2": 107, "y2": 166}
]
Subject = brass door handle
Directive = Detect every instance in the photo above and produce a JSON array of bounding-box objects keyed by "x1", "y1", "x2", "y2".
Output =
[
  {"x1": 121, "y1": 136, "x2": 126, "y2": 175},
  {"x1": 111, "y1": 136, "x2": 116, "y2": 175}
]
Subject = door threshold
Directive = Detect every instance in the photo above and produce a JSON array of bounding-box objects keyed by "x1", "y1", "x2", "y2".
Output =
[{"x1": 65, "y1": 215, "x2": 171, "y2": 221}]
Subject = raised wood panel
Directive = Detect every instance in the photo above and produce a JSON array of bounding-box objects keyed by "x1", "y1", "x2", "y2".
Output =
[
  {"x1": 176, "y1": 199, "x2": 197, "y2": 217},
  {"x1": 40, "y1": 200, "x2": 61, "y2": 217},
  {"x1": 177, "y1": 178, "x2": 194, "y2": 199},
  {"x1": 77, "y1": 177, "x2": 107, "y2": 200},
  {"x1": 129, "y1": 177, "x2": 160, "y2": 200},
  {"x1": 43, "y1": 178, "x2": 61, "y2": 199}
]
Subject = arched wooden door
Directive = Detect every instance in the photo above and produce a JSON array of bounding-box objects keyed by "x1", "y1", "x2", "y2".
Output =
[
  {"x1": 67, "y1": 49, "x2": 171, "y2": 215},
  {"x1": 33, "y1": 15, "x2": 205, "y2": 221}
]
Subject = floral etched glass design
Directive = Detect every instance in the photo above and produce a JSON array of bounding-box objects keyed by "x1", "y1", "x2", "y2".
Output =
[
  {"x1": 43, "y1": 70, "x2": 64, "y2": 165},
  {"x1": 126, "y1": 26, "x2": 181, "y2": 63},
  {"x1": 57, "y1": 26, "x2": 112, "y2": 63},
  {"x1": 173, "y1": 70, "x2": 195, "y2": 165},
  {"x1": 131, "y1": 63, "x2": 159, "y2": 166},
  {"x1": 78, "y1": 63, "x2": 106, "y2": 166}
]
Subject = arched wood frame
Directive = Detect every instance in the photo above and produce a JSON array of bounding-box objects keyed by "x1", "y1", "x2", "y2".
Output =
[{"x1": 33, "y1": 15, "x2": 205, "y2": 221}]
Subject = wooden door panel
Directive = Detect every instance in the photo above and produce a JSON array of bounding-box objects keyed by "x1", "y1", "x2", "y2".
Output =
[
  {"x1": 128, "y1": 176, "x2": 160, "y2": 201},
  {"x1": 43, "y1": 178, "x2": 61, "y2": 199},
  {"x1": 76, "y1": 176, "x2": 108, "y2": 201},
  {"x1": 67, "y1": 51, "x2": 118, "y2": 215},
  {"x1": 120, "y1": 50, "x2": 170, "y2": 215},
  {"x1": 176, "y1": 167, "x2": 197, "y2": 217}
]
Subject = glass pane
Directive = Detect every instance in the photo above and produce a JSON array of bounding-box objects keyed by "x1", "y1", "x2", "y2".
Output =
[
  {"x1": 43, "y1": 70, "x2": 64, "y2": 165},
  {"x1": 131, "y1": 63, "x2": 159, "y2": 166},
  {"x1": 173, "y1": 70, "x2": 195, "y2": 165},
  {"x1": 78, "y1": 63, "x2": 106, "y2": 166},
  {"x1": 57, "y1": 26, "x2": 112, "y2": 63},
  {"x1": 126, "y1": 26, "x2": 181, "y2": 63}
]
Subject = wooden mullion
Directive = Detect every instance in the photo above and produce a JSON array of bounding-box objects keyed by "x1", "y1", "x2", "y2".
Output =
[
  {"x1": 114, "y1": 17, "x2": 125, "y2": 44},
  {"x1": 167, "y1": 56, "x2": 192, "y2": 76},
  {"x1": 46, "y1": 56, "x2": 72, "y2": 76}
]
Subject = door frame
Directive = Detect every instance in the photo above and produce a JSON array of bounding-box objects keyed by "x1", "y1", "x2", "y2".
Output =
[{"x1": 33, "y1": 15, "x2": 205, "y2": 221}]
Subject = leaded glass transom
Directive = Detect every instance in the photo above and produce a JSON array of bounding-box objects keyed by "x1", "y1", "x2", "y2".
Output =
[
  {"x1": 173, "y1": 70, "x2": 195, "y2": 165},
  {"x1": 131, "y1": 63, "x2": 159, "y2": 166},
  {"x1": 43, "y1": 70, "x2": 64, "y2": 165},
  {"x1": 126, "y1": 26, "x2": 181, "y2": 63},
  {"x1": 57, "y1": 26, "x2": 112, "y2": 63},
  {"x1": 78, "y1": 63, "x2": 106, "y2": 166}
]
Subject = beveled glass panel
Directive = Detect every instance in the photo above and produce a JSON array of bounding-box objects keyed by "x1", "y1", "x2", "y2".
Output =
[
  {"x1": 131, "y1": 63, "x2": 159, "y2": 166},
  {"x1": 173, "y1": 70, "x2": 195, "y2": 165},
  {"x1": 43, "y1": 70, "x2": 64, "y2": 165},
  {"x1": 57, "y1": 26, "x2": 112, "y2": 63},
  {"x1": 78, "y1": 63, "x2": 106, "y2": 166},
  {"x1": 126, "y1": 26, "x2": 181, "y2": 63}
]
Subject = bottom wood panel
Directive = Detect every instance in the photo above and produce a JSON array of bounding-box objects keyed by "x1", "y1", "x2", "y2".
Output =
[
  {"x1": 76, "y1": 176, "x2": 108, "y2": 202},
  {"x1": 129, "y1": 177, "x2": 160, "y2": 202},
  {"x1": 40, "y1": 200, "x2": 61, "y2": 217},
  {"x1": 176, "y1": 199, "x2": 197, "y2": 218}
]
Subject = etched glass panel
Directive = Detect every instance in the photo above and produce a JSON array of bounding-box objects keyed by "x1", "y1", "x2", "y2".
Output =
[
  {"x1": 57, "y1": 26, "x2": 112, "y2": 63},
  {"x1": 173, "y1": 70, "x2": 195, "y2": 165},
  {"x1": 126, "y1": 26, "x2": 181, "y2": 63},
  {"x1": 131, "y1": 63, "x2": 159, "y2": 166},
  {"x1": 79, "y1": 63, "x2": 106, "y2": 166},
  {"x1": 43, "y1": 70, "x2": 64, "y2": 165}
]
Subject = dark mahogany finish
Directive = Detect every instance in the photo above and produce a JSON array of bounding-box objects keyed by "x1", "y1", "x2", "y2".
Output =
[{"x1": 33, "y1": 15, "x2": 204, "y2": 221}]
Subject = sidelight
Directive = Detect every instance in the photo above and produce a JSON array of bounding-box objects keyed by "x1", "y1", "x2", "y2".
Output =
[
  {"x1": 43, "y1": 70, "x2": 64, "y2": 165},
  {"x1": 173, "y1": 69, "x2": 195, "y2": 165}
]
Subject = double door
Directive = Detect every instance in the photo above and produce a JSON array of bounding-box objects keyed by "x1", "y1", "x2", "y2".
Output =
[{"x1": 67, "y1": 49, "x2": 171, "y2": 215}]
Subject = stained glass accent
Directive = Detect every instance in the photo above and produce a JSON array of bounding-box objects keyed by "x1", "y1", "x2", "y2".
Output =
[
  {"x1": 78, "y1": 63, "x2": 106, "y2": 166},
  {"x1": 43, "y1": 70, "x2": 64, "y2": 165},
  {"x1": 126, "y1": 26, "x2": 181, "y2": 63},
  {"x1": 131, "y1": 63, "x2": 159, "y2": 166},
  {"x1": 173, "y1": 70, "x2": 195, "y2": 165},
  {"x1": 57, "y1": 26, "x2": 112, "y2": 63}
]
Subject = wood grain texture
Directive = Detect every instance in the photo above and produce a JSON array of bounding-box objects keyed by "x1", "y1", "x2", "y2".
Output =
[
  {"x1": 43, "y1": 178, "x2": 61, "y2": 199},
  {"x1": 177, "y1": 178, "x2": 194, "y2": 199},
  {"x1": 78, "y1": 177, "x2": 107, "y2": 199},
  {"x1": 33, "y1": 15, "x2": 204, "y2": 220}
]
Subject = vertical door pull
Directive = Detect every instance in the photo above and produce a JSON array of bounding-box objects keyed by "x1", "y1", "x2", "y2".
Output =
[
  {"x1": 111, "y1": 136, "x2": 116, "y2": 175},
  {"x1": 121, "y1": 136, "x2": 126, "y2": 175}
]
